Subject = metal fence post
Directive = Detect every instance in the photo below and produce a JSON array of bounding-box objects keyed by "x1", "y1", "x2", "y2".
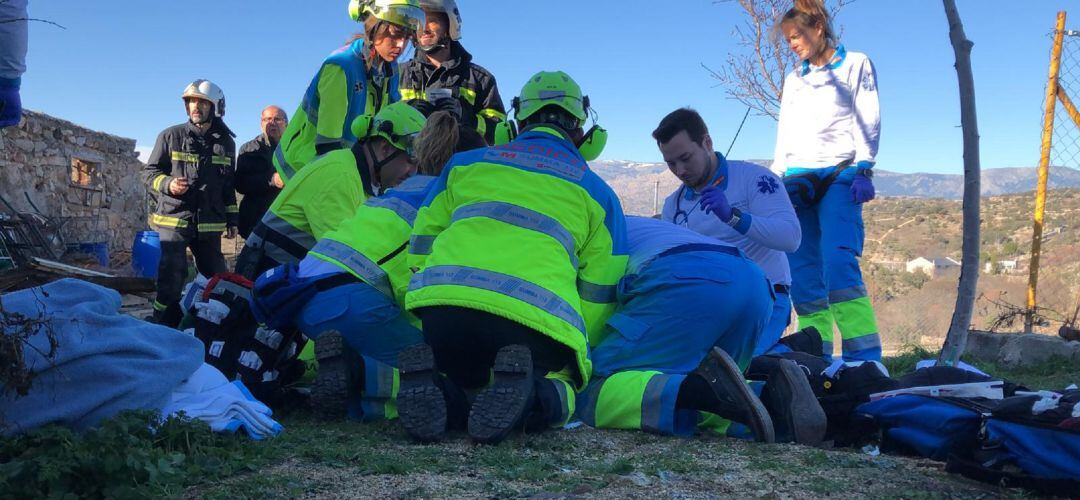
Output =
[{"x1": 1025, "y1": 11, "x2": 1067, "y2": 333}]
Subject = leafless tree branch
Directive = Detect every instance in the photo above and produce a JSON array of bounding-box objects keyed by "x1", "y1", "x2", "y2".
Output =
[
  {"x1": 0, "y1": 18, "x2": 66, "y2": 29},
  {"x1": 708, "y1": 0, "x2": 854, "y2": 120}
]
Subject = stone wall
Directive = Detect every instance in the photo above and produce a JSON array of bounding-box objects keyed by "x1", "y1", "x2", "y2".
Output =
[{"x1": 0, "y1": 110, "x2": 146, "y2": 263}]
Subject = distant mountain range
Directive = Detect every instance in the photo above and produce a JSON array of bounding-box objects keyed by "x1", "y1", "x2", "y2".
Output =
[
  {"x1": 591, "y1": 160, "x2": 1080, "y2": 215},
  {"x1": 873, "y1": 166, "x2": 1080, "y2": 198}
]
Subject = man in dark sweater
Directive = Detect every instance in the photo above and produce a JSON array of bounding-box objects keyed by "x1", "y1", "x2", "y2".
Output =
[{"x1": 236, "y1": 106, "x2": 288, "y2": 239}]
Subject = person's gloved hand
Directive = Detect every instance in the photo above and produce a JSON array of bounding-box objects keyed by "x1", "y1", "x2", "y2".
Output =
[
  {"x1": 701, "y1": 187, "x2": 734, "y2": 223},
  {"x1": 0, "y1": 83, "x2": 22, "y2": 128},
  {"x1": 433, "y1": 97, "x2": 462, "y2": 120},
  {"x1": 406, "y1": 98, "x2": 435, "y2": 117},
  {"x1": 851, "y1": 174, "x2": 875, "y2": 204}
]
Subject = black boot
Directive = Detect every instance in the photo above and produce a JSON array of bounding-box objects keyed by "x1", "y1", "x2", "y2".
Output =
[
  {"x1": 759, "y1": 358, "x2": 827, "y2": 445},
  {"x1": 398, "y1": 343, "x2": 449, "y2": 442},
  {"x1": 311, "y1": 331, "x2": 362, "y2": 420},
  {"x1": 468, "y1": 344, "x2": 535, "y2": 445},
  {"x1": 681, "y1": 347, "x2": 775, "y2": 443},
  {"x1": 776, "y1": 326, "x2": 824, "y2": 357},
  {"x1": 150, "y1": 303, "x2": 183, "y2": 329}
]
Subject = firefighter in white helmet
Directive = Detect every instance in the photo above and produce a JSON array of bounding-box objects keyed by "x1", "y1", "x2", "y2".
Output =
[{"x1": 143, "y1": 79, "x2": 239, "y2": 327}]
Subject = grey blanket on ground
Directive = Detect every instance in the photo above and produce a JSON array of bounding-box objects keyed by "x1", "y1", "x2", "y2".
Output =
[{"x1": 1, "y1": 278, "x2": 204, "y2": 436}]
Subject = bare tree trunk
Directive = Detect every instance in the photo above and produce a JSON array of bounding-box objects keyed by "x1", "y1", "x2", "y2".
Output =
[{"x1": 938, "y1": 0, "x2": 981, "y2": 366}]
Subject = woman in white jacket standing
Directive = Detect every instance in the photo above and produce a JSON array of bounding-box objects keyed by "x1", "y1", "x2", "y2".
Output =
[{"x1": 772, "y1": 0, "x2": 881, "y2": 362}]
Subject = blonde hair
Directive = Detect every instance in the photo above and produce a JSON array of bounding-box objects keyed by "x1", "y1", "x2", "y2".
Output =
[
  {"x1": 414, "y1": 111, "x2": 460, "y2": 176},
  {"x1": 778, "y1": 0, "x2": 836, "y2": 46}
]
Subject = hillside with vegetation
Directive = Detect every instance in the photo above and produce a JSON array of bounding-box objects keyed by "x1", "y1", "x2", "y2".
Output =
[
  {"x1": 602, "y1": 163, "x2": 1080, "y2": 349},
  {"x1": 860, "y1": 189, "x2": 1080, "y2": 347}
]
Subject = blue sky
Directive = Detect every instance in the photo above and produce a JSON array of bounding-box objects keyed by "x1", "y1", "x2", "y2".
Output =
[{"x1": 19, "y1": 0, "x2": 1079, "y2": 174}]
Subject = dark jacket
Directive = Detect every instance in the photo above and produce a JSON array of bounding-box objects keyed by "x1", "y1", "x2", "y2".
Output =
[
  {"x1": 399, "y1": 41, "x2": 505, "y2": 144},
  {"x1": 235, "y1": 134, "x2": 282, "y2": 239},
  {"x1": 143, "y1": 119, "x2": 238, "y2": 234}
]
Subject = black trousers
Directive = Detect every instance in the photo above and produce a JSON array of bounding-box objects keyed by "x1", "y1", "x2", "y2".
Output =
[
  {"x1": 417, "y1": 306, "x2": 575, "y2": 390},
  {"x1": 154, "y1": 228, "x2": 226, "y2": 326}
]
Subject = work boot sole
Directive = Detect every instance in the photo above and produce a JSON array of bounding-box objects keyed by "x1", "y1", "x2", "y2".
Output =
[
  {"x1": 468, "y1": 345, "x2": 534, "y2": 445},
  {"x1": 397, "y1": 343, "x2": 447, "y2": 442},
  {"x1": 311, "y1": 331, "x2": 351, "y2": 420},
  {"x1": 697, "y1": 347, "x2": 776, "y2": 444},
  {"x1": 763, "y1": 359, "x2": 827, "y2": 446}
]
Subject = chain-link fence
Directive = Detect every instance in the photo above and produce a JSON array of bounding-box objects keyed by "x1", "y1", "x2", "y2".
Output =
[
  {"x1": 1018, "y1": 22, "x2": 1080, "y2": 337},
  {"x1": 862, "y1": 15, "x2": 1080, "y2": 353},
  {"x1": 968, "y1": 18, "x2": 1080, "y2": 340}
]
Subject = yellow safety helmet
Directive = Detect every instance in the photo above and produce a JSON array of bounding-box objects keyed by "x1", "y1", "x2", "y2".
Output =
[{"x1": 348, "y1": 0, "x2": 425, "y2": 34}]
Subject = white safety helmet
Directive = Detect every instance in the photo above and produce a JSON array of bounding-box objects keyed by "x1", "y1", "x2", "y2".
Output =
[
  {"x1": 181, "y1": 79, "x2": 226, "y2": 118},
  {"x1": 418, "y1": 0, "x2": 461, "y2": 41}
]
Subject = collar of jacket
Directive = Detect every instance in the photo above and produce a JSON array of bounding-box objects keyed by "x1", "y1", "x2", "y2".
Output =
[
  {"x1": 185, "y1": 120, "x2": 208, "y2": 137},
  {"x1": 353, "y1": 38, "x2": 393, "y2": 81},
  {"x1": 682, "y1": 152, "x2": 730, "y2": 200},
  {"x1": 516, "y1": 127, "x2": 586, "y2": 163},
  {"x1": 191, "y1": 117, "x2": 235, "y2": 139},
  {"x1": 258, "y1": 133, "x2": 277, "y2": 150},
  {"x1": 185, "y1": 119, "x2": 232, "y2": 139},
  {"x1": 412, "y1": 40, "x2": 472, "y2": 72},
  {"x1": 800, "y1": 44, "x2": 847, "y2": 76}
]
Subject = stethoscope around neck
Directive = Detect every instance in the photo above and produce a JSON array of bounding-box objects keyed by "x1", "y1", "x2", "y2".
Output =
[{"x1": 672, "y1": 185, "x2": 706, "y2": 226}]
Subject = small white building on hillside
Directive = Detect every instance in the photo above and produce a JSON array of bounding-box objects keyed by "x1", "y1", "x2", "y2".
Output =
[{"x1": 907, "y1": 256, "x2": 960, "y2": 277}]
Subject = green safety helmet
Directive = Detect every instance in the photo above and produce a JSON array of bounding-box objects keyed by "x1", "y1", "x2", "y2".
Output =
[
  {"x1": 514, "y1": 71, "x2": 589, "y2": 125},
  {"x1": 351, "y1": 102, "x2": 428, "y2": 157},
  {"x1": 349, "y1": 0, "x2": 425, "y2": 34},
  {"x1": 495, "y1": 70, "x2": 608, "y2": 161}
]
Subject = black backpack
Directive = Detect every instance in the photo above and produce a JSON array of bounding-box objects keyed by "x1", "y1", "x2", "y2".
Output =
[{"x1": 191, "y1": 272, "x2": 308, "y2": 407}]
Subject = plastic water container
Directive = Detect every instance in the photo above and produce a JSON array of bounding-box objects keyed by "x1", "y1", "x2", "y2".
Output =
[
  {"x1": 132, "y1": 230, "x2": 161, "y2": 278},
  {"x1": 78, "y1": 242, "x2": 110, "y2": 268}
]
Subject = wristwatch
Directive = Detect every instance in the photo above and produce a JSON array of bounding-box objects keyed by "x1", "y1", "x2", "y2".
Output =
[
  {"x1": 857, "y1": 168, "x2": 874, "y2": 179},
  {"x1": 726, "y1": 208, "x2": 743, "y2": 228}
]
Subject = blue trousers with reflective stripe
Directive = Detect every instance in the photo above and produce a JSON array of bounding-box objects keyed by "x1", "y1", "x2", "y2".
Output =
[
  {"x1": 576, "y1": 249, "x2": 773, "y2": 436},
  {"x1": 296, "y1": 281, "x2": 423, "y2": 420},
  {"x1": 753, "y1": 291, "x2": 791, "y2": 357},
  {"x1": 787, "y1": 166, "x2": 881, "y2": 362}
]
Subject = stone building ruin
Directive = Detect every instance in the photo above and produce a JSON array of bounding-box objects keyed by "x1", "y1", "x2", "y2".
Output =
[{"x1": 0, "y1": 110, "x2": 146, "y2": 266}]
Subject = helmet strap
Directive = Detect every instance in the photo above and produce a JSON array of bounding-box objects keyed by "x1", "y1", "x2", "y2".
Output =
[
  {"x1": 365, "y1": 140, "x2": 403, "y2": 184},
  {"x1": 419, "y1": 37, "x2": 450, "y2": 55},
  {"x1": 365, "y1": 20, "x2": 385, "y2": 66},
  {"x1": 521, "y1": 109, "x2": 580, "y2": 139}
]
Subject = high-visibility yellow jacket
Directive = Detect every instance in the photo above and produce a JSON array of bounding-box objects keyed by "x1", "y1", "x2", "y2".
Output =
[
  {"x1": 243, "y1": 146, "x2": 373, "y2": 277},
  {"x1": 405, "y1": 128, "x2": 629, "y2": 389},
  {"x1": 308, "y1": 175, "x2": 435, "y2": 316},
  {"x1": 273, "y1": 38, "x2": 400, "y2": 181}
]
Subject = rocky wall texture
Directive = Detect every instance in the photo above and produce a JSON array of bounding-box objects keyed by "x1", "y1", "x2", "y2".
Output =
[{"x1": 0, "y1": 110, "x2": 147, "y2": 261}]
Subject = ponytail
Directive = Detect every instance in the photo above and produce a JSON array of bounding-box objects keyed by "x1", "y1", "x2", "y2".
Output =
[{"x1": 414, "y1": 111, "x2": 461, "y2": 176}]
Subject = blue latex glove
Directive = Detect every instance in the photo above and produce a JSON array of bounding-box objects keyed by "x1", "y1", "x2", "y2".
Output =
[
  {"x1": 0, "y1": 84, "x2": 21, "y2": 128},
  {"x1": 851, "y1": 174, "x2": 875, "y2": 204},
  {"x1": 701, "y1": 187, "x2": 733, "y2": 223}
]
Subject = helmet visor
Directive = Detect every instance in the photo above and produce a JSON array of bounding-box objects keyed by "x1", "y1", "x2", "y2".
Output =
[
  {"x1": 375, "y1": 118, "x2": 419, "y2": 158},
  {"x1": 382, "y1": 4, "x2": 425, "y2": 33},
  {"x1": 518, "y1": 91, "x2": 588, "y2": 123},
  {"x1": 392, "y1": 131, "x2": 419, "y2": 159}
]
